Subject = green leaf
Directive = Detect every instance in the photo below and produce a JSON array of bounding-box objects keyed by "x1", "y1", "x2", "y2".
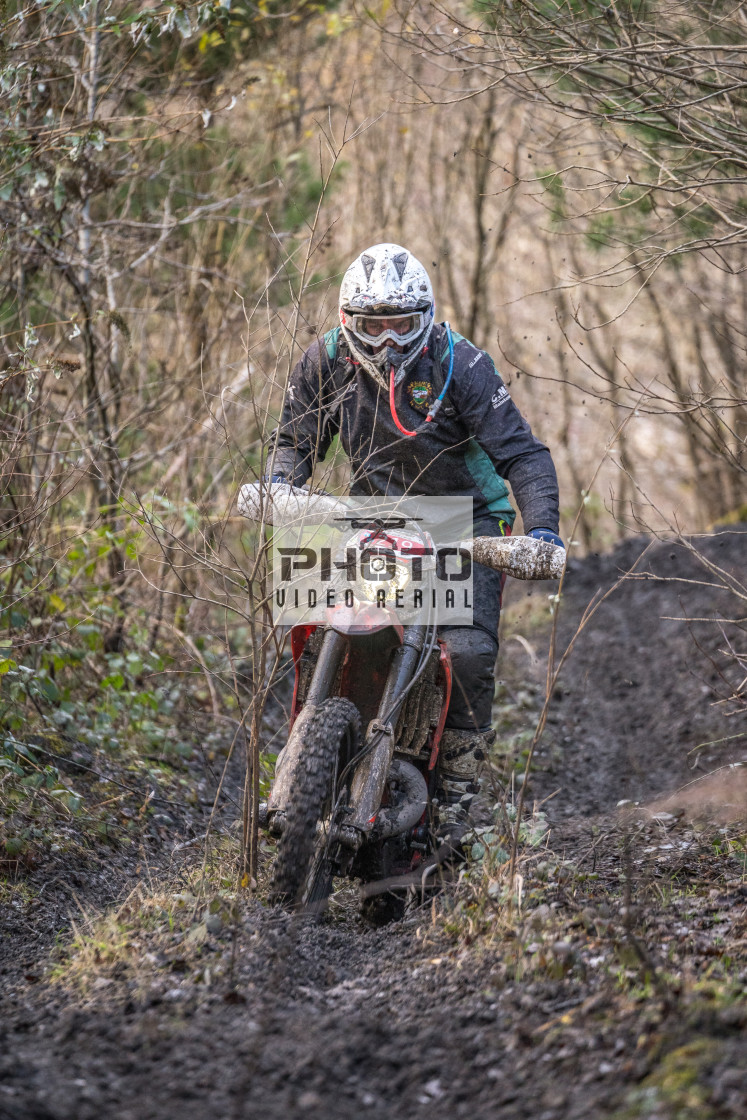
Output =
[
  {"x1": 175, "y1": 10, "x2": 192, "y2": 37},
  {"x1": 39, "y1": 677, "x2": 61, "y2": 702},
  {"x1": 0, "y1": 759, "x2": 24, "y2": 776},
  {"x1": 50, "y1": 787, "x2": 82, "y2": 813}
]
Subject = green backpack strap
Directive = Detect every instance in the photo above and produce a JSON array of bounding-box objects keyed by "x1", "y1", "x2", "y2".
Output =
[{"x1": 323, "y1": 326, "x2": 342, "y2": 365}]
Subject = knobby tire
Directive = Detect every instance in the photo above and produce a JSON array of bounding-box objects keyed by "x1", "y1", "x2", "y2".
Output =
[{"x1": 269, "y1": 697, "x2": 360, "y2": 913}]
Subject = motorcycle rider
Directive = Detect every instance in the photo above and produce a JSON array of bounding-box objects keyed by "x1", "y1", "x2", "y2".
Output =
[{"x1": 267, "y1": 243, "x2": 562, "y2": 854}]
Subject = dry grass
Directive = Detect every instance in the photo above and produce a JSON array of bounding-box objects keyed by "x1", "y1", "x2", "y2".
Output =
[{"x1": 53, "y1": 837, "x2": 244, "y2": 997}]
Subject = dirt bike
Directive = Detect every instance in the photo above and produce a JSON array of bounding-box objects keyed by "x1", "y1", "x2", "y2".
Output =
[{"x1": 238, "y1": 481, "x2": 565, "y2": 920}]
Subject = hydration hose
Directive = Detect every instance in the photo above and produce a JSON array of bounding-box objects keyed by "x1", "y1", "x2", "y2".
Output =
[
  {"x1": 388, "y1": 364, "x2": 417, "y2": 438},
  {"x1": 387, "y1": 322, "x2": 455, "y2": 438}
]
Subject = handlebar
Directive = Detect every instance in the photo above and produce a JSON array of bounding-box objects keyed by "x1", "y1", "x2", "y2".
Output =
[
  {"x1": 238, "y1": 480, "x2": 347, "y2": 523},
  {"x1": 237, "y1": 481, "x2": 566, "y2": 581},
  {"x1": 469, "y1": 534, "x2": 565, "y2": 581}
]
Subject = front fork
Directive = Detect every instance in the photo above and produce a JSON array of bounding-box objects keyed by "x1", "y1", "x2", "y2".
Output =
[
  {"x1": 267, "y1": 624, "x2": 428, "y2": 848},
  {"x1": 345, "y1": 625, "x2": 427, "y2": 837}
]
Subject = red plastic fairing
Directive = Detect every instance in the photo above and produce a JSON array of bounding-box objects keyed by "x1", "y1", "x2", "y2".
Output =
[
  {"x1": 428, "y1": 639, "x2": 453, "y2": 771},
  {"x1": 289, "y1": 624, "x2": 318, "y2": 727},
  {"x1": 291, "y1": 624, "x2": 317, "y2": 664},
  {"x1": 338, "y1": 627, "x2": 402, "y2": 728},
  {"x1": 327, "y1": 601, "x2": 404, "y2": 641},
  {"x1": 358, "y1": 528, "x2": 433, "y2": 556}
]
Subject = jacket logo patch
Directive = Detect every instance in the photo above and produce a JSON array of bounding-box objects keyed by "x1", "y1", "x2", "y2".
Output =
[
  {"x1": 491, "y1": 385, "x2": 510, "y2": 409},
  {"x1": 408, "y1": 380, "x2": 433, "y2": 413}
]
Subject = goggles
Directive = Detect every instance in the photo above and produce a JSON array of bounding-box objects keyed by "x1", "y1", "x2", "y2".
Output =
[{"x1": 346, "y1": 310, "x2": 427, "y2": 348}]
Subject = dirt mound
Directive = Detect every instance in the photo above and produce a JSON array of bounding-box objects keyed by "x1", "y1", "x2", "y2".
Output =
[{"x1": 508, "y1": 526, "x2": 747, "y2": 820}]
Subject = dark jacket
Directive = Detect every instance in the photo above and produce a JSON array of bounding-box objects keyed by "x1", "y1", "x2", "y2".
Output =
[{"x1": 269, "y1": 324, "x2": 559, "y2": 532}]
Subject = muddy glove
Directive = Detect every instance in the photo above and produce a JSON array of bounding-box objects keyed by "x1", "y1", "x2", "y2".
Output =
[{"x1": 527, "y1": 527, "x2": 564, "y2": 549}]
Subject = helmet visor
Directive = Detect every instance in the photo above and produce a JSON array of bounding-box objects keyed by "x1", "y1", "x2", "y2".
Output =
[{"x1": 347, "y1": 311, "x2": 426, "y2": 348}]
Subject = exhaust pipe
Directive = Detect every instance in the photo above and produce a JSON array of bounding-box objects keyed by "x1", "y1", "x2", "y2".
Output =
[{"x1": 373, "y1": 760, "x2": 428, "y2": 840}]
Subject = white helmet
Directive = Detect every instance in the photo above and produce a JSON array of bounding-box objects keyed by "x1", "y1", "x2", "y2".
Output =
[{"x1": 339, "y1": 244, "x2": 435, "y2": 388}]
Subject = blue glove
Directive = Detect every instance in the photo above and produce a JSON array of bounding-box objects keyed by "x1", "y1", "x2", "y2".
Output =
[
  {"x1": 264, "y1": 473, "x2": 289, "y2": 485},
  {"x1": 527, "y1": 527, "x2": 564, "y2": 548}
]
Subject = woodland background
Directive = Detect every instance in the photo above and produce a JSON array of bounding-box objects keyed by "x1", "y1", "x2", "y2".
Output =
[{"x1": 1, "y1": 0, "x2": 745, "y2": 864}]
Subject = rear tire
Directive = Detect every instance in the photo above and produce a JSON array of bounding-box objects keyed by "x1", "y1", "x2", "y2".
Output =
[
  {"x1": 356, "y1": 839, "x2": 408, "y2": 926},
  {"x1": 268, "y1": 698, "x2": 360, "y2": 912}
]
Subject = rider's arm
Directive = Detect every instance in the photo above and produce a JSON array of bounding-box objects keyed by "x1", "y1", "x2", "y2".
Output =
[
  {"x1": 267, "y1": 341, "x2": 339, "y2": 486},
  {"x1": 452, "y1": 346, "x2": 560, "y2": 534}
]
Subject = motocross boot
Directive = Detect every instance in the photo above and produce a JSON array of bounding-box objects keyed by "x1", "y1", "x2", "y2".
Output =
[{"x1": 435, "y1": 727, "x2": 496, "y2": 859}]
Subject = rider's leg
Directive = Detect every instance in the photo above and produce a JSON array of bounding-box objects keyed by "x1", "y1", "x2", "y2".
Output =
[
  {"x1": 436, "y1": 536, "x2": 505, "y2": 851},
  {"x1": 439, "y1": 626, "x2": 498, "y2": 731},
  {"x1": 435, "y1": 628, "x2": 498, "y2": 849}
]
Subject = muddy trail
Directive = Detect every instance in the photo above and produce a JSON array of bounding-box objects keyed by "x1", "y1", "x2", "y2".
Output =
[{"x1": 2, "y1": 528, "x2": 746, "y2": 1120}]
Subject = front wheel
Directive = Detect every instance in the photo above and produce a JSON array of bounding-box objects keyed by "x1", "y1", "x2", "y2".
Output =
[{"x1": 268, "y1": 697, "x2": 360, "y2": 912}]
